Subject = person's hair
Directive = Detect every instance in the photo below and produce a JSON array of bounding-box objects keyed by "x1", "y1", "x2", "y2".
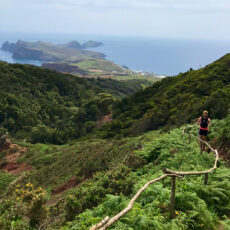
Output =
[{"x1": 203, "y1": 110, "x2": 208, "y2": 116}]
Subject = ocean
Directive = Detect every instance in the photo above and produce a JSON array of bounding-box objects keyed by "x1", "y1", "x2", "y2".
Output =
[{"x1": 0, "y1": 33, "x2": 230, "y2": 76}]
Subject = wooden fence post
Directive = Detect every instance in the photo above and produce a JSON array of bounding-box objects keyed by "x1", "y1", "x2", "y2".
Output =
[
  {"x1": 170, "y1": 176, "x2": 176, "y2": 219},
  {"x1": 204, "y1": 173, "x2": 208, "y2": 185}
]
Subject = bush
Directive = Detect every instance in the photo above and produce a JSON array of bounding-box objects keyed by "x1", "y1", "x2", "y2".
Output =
[
  {"x1": 31, "y1": 125, "x2": 68, "y2": 145},
  {"x1": 0, "y1": 182, "x2": 47, "y2": 229}
]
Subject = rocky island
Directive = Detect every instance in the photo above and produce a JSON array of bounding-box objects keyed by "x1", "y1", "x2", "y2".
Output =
[
  {"x1": 1, "y1": 40, "x2": 159, "y2": 82},
  {"x1": 1, "y1": 40, "x2": 105, "y2": 62}
]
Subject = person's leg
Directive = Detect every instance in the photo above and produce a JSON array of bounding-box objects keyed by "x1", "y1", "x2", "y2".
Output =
[
  {"x1": 203, "y1": 136, "x2": 207, "y2": 151},
  {"x1": 199, "y1": 134, "x2": 204, "y2": 153},
  {"x1": 198, "y1": 134, "x2": 202, "y2": 149},
  {"x1": 200, "y1": 135, "x2": 207, "y2": 151}
]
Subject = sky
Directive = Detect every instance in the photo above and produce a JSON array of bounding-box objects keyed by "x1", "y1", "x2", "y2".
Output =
[{"x1": 0, "y1": 0, "x2": 230, "y2": 40}]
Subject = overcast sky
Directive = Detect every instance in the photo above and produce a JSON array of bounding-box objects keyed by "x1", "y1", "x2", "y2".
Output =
[{"x1": 0, "y1": 0, "x2": 230, "y2": 40}]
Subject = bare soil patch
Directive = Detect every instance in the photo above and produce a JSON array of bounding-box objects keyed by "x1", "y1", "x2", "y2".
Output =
[
  {"x1": 0, "y1": 138, "x2": 32, "y2": 174},
  {"x1": 52, "y1": 176, "x2": 78, "y2": 195},
  {"x1": 96, "y1": 113, "x2": 112, "y2": 127}
]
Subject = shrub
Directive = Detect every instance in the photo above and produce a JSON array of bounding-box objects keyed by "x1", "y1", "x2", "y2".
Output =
[{"x1": 0, "y1": 182, "x2": 47, "y2": 229}]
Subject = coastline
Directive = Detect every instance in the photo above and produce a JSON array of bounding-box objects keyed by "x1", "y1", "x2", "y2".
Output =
[
  {"x1": 1, "y1": 35, "x2": 230, "y2": 76},
  {"x1": 0, "y1": 41, "x2": 161, "y2": 78}
]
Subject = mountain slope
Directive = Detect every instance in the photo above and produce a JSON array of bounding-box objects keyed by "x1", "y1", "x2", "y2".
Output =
[
  {"x1": 101, "y1": 54, "x2": 230, "y2": 137},
  {"x1": 0, "y1": 55, "x2": 230, "y2": 229},
  {"x1": 0, "y1": 114, "x2": 229, "y2": 229},
  {"x1": 60, "y1": 115, "x2": 230, "y2": 230},
  {"x1": 0, "y1": 62, "x2": 150, "y2": 143}
]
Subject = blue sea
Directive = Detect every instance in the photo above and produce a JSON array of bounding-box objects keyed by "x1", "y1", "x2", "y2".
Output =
[{"x1": 0, "y1": 33, "x2": 230, "y2": 76}]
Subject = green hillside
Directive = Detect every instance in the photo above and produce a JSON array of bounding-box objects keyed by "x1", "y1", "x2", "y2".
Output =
[
  {"x1": 0, "y1": 62, "x2": 150, "y2": 144},
  {"x1": 86, "y1": 78, "x2": 154, "y2": 98},
  {"x1": 61, "y1": 115, "x2": 230, "y2": 230},
  {"x1": 101, "y1": 54, "x2": 230, "y2": 137},
  {"x1": 0, "y1": 55, "x2": 230, "y2": 230},
  {"x1": 0, "y1": 114, "x2": 229, "y2": 229}
]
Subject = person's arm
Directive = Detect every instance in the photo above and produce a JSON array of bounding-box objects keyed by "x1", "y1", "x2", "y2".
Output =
[
  {"x1": 208, "y1": 118, "x2": 211, "y2": 131},
  {"x1": 196, "y1": 117, "x2": 201, "y2": 125}
]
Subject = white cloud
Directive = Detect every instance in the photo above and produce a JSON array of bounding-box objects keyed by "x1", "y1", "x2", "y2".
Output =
[
  {"x1": 4, "y1": 0, "x2": 230, "y2": 11},
  {"x1": 40, "y1": 0, "x2": 230, "y2": 12},
  {"x1": 0, "y1": 0, "x2": 230, "y2": 40}
]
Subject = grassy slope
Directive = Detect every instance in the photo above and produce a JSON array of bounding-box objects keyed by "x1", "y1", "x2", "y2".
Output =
[
  {"x1": 0, "y1": 55, "x2": 230, "y2": 229},
  {"x1": 73, "y1": 59, "x2": 126, "y2": 73},
  {"x1": 72, "y1": 59, "x2": 159, "y2": 85},
  {"x1": 43, "y1": 59, "x2": 159, "y2": 91},
  {"x1": 16, "y1": 137, "x2": 146, "y2": 190},
  {"x1": 60, "y1": 116, "x2": 230, "y2": 230},
  {"x1": 0, "y1": 115, "x2": 229, "y2": 230}
]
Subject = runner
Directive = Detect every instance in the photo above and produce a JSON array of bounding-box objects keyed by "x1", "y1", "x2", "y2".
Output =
[{"x1": 196, "y1": 110, "x2": 211, "y2": 152}]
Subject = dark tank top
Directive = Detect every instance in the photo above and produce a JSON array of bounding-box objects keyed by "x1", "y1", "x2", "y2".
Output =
[{"x1": 200, "y1": 116, "x2": 208, "y2": 130}]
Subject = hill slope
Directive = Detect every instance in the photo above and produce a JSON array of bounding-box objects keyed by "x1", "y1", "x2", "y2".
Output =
[
  {"x1": 0, "y1": 114, "x2": 230, "y2": 229},
  {"x1": 65, "y1": 118, "x2": 230, "y2": 230},
  {"x1": 0, "y1": 62, "x2": 152, "y2": 143},
  {"x1": 101, "y1": 54, "x2": 230, "y2": 137},
  {"x1": 0, "y1": 55, "x2": 230, "y2": 229}
]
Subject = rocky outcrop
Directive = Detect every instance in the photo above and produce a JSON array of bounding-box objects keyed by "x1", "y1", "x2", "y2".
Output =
[
  {"x1": 1, "y1": 41, "x2": 47, "y2": 61},
  {"x1": 65, "y1": 41, "x2": 82, "y2": 49},
  {"x1": 81, "y1": 40, "x2": 103, "y2": 49},
  {"x1": 1, "y1": 41, "x2": 17, "y2": 52},
  {"x1": 65, "y1": 40, "x2": 103, "y2": 49}
]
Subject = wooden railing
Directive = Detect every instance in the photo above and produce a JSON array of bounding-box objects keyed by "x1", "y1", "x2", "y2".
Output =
[{"x1": 90, "y1": 127, "x2": 219, "y2": 230}]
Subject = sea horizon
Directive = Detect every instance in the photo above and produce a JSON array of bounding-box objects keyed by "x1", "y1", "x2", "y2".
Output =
[{"x1": 0, "y1": 32, "x2": 230, "y2": 76}]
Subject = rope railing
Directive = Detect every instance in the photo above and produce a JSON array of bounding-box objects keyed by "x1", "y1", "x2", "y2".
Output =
[{"x1": 90, "y1": 127, "x2": 219, "y2": 230}]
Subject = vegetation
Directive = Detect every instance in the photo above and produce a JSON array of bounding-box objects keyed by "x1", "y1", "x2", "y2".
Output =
[
  {"x1": 42, "y1": 58, "x2": 159, "y2": 89},
  {"x1": 1, "y1": 114, "x2": 229, "y2": 229},
  {"x1": 0, "y1": 175, "x2": 47, "y2": 229},
  {"x1": 0, "y1": 61, "x2": 155, "y2": 143},
  {"x1": 3, "y1": 39, "x2": 160, "y2": 90},
  {"x1": 0, "y1": 172, "x2": 16, "y2": 195},
  {"x1": 100, "y1": 54, "x2": 230, "y2": 137},
  {"x1": 0, "y1": 54, "x2": 230, "y2": 229},
  {"x1": 0, "y1": 61, "x2": 118, "y2": 143},
  {"x1": 86, "y1": 78, "x2": 155, "y2": 98},
  {"x1": 73, "y1": 58, "x2": 126, "y2": 73},
  {"x1": 2, "y1": 39, "x2": 160, "y2": 99},
  {"x1": 60, "y1": 117, "x2": 230, "y2": 230}
]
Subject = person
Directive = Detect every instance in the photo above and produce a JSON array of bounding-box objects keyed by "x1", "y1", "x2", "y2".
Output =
[{"x1": 196, "y1": 110, "x2": 211, "y2": 152}]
